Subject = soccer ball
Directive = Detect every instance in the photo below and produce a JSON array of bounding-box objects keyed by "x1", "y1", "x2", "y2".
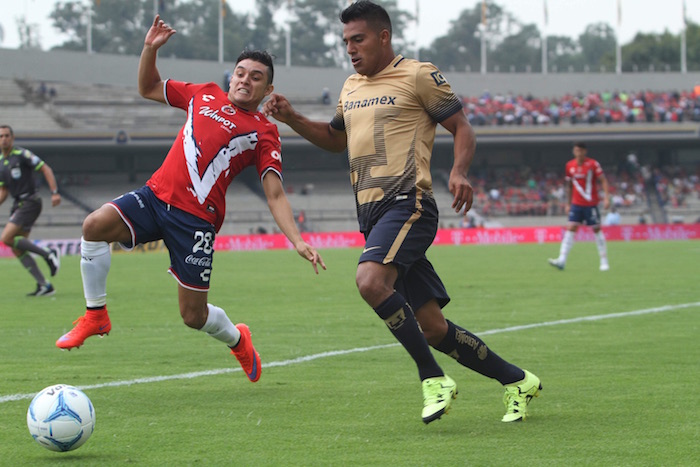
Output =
[{"x1": 26, "y1": 384, "x2": 95, "y2": 452}]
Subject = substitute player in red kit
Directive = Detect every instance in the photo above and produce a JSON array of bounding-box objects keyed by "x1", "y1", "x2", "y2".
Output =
[
  {"x1": 56, "y1": 16, "x2": 325, "y2": 383},
  {"x1": 549, "y1": 141, "x2": 610, "y2": 271}
]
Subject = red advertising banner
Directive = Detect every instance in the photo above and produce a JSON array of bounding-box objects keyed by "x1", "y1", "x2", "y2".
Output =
[
  {"x1": 211, "y1": 224, "x2": 700, "y2": 252},
  {"x1": 433, "y1": 224, "x2": 700, "y2": 246},
  {"x1": 1, "y1": 224, "x2": 698, "y2": 258}
]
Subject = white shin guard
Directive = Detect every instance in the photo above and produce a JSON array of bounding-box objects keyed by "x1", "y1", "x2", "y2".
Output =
[
  {"x1": 200, "y1": 304, "x2": 241, "y2": 347},
  {"x1": 80, "y1": 238, "x2": 111, "y2": 308},
  {"x1": 559, "y1": 230, "x2": 575, "y2": 262},
  {"x1": 595, "y1": 231, "x2": 608, "y2": 260}
]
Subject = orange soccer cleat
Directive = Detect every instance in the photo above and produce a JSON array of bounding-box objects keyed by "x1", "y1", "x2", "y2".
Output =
[
  {"x1": 56, "y1": 309, "x2": 112, "y2": 350},
  {"x1": 230, "y1": 323, "x2": 261, "y2": 382}
]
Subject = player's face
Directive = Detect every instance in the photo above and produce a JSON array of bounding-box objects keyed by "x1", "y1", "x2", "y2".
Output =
[
  {"x1": 0, "y1": 129, "x2": 13, "y2": 152},
  {"x1": 573, "y1": 146, "x2": 587, "y2": 163},
  {"x1": 228, "y1": 59, "x2": 273, "y2": 111},
  {"x1": 342, "y1": 20, "x2": 390, "y2": 76}
]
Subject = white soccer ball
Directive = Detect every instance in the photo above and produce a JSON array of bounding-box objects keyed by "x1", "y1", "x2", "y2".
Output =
[{"x1": 27, "y1": 384, "x2": 95, "y2": 452}]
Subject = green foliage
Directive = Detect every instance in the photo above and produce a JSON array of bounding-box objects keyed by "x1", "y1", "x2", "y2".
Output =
[
  {"x1": 47, "y1": 0, "x2": 89, "y2": 51},
  {"x1": 0, "y1": 241, "x2": 698, "y2": 464},
  {"x1": 420, "y1": 8, "x2": 483, "y2": 73},
  {"x1": 578, "y1": 22, "x2": 617, "y2": 71},
  {"x1": 48, "y1": 0, "x2": 255, "y2": 60},
  {"x1": 43, "y1": 1, "x2": 700, "y2": 73},
  {"x1": 622, "y1": 30, "x2": 685, "y2": 72},
  {"x1": 686, "y1": 22, "x2": 700, "y2": 72},
  {"x1": 91, "y1": 0, "x2": 155, "y2": 55},
  {"x1": 45, "y1": 0, "x2": 413, "y2": 66},
  {"x1": 423, "y1": 8, "x2": 619, "y2": 73},
  {"x1": 164, "y1": 0, "x2": 254, "y2": 62},
  {"x1": 286, "y1": 0, "x2": 346, "y2": 68},
  {"x1": 546, "y1": 35, "x2": 582, "y2": 72},
  {"x1": 491, "y1": 23, "x2": 542, "y2": 72},
  {"x1": 285, "y1": 0, "x2": 413, "y2": 68},
  {"x1": 248, "y1": 0, "x2": 286, "y2": 59}
]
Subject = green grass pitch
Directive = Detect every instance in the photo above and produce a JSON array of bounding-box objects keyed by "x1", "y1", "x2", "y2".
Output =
[{"x1": 1, "y1": 240, "x2": 698, "y2": 466}]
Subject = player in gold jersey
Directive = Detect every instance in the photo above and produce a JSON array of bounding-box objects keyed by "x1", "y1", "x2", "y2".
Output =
[{"x1": 264, "y1": 1, "x2": 541, "y2": 424}]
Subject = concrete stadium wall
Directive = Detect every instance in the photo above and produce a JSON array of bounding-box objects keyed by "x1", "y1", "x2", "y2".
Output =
[{"x1": 2, "y1": 48, "x2": 700, "y2": 100}]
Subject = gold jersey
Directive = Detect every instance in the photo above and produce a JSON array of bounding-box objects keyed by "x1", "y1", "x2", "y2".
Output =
[{"x1": 330, "y1": 55, "x2": 463, "y2": 232}]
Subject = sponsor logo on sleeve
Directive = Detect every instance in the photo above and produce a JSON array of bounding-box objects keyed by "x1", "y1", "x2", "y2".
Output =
[{"x1": 431, "y1": 71, "x2": 447, "y2": 86}]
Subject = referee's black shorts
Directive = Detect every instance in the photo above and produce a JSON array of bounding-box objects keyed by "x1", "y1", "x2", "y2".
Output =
[{"x1": 9, "y1": 194, "x2": 42, "y2": 232}]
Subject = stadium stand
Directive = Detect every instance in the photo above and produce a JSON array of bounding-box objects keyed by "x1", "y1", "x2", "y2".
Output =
[
  {"x1": 0, "y1": 78, "x2": 64, "y2": 131},
  {"x1": 7, "y1": 76, "x2": 336, "y2": 135},
  {"x1": 1, "y1": 48, "x2": 699, "y2": 237},
  {"x1": 51, "y1": 81, "x2": 186, "y2": 131},
  {"x1": 462, "y1": 89, "x2": 700, "y2": 127},
  {"x1": 280, "y1": 170, "x2": 357, "y2": 233},
  {"x1": 0, "y1": 78, "x2": 25, "y2": 105}
]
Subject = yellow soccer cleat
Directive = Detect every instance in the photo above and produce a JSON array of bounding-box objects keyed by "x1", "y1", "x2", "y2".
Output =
[
  {"x1": 421, "y1": 375, "x2": 458, "y2": 424},
  {"x1": 502, "y1": 370, "x2": 542, "y2": 422}
]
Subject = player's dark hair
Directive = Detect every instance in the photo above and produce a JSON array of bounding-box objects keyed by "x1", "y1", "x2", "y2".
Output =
[
  {"x1": 235, "y1": 50, "x2": 275, "y2": 85},
  {"x1": 340, "y1": 0, "x2": 392, "y2": 38},
  {"x1": 0, "y1": 125, "x2": 13, "y2": 136},
  {"x1": 573, "y1": 141, "x2": 587, "y2": 149}
]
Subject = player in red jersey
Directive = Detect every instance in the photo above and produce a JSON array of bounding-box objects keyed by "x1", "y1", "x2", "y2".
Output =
[
  {"x1": 56, "y1": 16, "x2": 325, "y2": 384},
  {"x1": 549, "y1": 142, "x2": 610, "y2": 271}
]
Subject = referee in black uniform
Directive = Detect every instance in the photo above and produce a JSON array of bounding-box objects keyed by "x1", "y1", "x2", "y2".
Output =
[{"x1": 0, "y1": 125, "x2": 61, "y2": 296}]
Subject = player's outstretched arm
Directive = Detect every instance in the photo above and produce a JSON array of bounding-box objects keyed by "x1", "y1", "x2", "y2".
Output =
[
  {"x1": 442, "y1": 110, "x2": 476, "y2": 213},
  {"x1": 263, "y1": 93, "x2": 347, "y2": 153},
  {"x1": 0, "y1": 186, "x2": 8, "y2": 206},
  {"x1": 262, "y1": 172, "x2": 326, "y2": 274},
  {"x1": 138, "y1": 15, "x2": 177, "y2": 104}
]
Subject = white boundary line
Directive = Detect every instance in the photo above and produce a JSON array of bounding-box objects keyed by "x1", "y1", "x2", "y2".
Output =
[{"x1": 2, "y1": 301, "x2": 698, "y2": 404}]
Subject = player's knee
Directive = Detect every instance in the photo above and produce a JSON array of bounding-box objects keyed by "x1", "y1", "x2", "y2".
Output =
[
  {"x1": 82, "y1": 207, "x2": 124, "y2": 242},
  {"x1": 356, "y1": 274, "x2": 391, "y2": 306},
  {"x1": 415, "y1": 306, "x2": 448, "y2": 345},
  {"x1": 356, "y1": 261, "x2": 397, "y2": 306},
  {"x1": 81, "y1": 212, "x2": 102, "y2": 240},
  {"x1": 421, "y1": 319, "x2": 448, "y2": 346},
  {"x1": 0, "y1": 232, "x2": 13, "y2": 246},
  {"x1": 180, "y1": 305, "x2": 207, "y2": 330}
]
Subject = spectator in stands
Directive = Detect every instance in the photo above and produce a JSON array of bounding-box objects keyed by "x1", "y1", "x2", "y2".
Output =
[
  {"x1": 264, "y1": 0, "x2": 540, "y2": 425},
  {"x1": 222, "y1": 69, "x2": 232, "y2": 92},
  {"x1": 37, "y1": 81, "x2": 47, "y2": 99},
  {"x1": 460, "y1": 213, "x2": 477, "y2": 228},
  {"x1": 321, "y1": 87, "x2": 331, "y2": 105},
  {"x1": 604, "y1": 206, "x2": 621, "y2": 226},
  {"x1": 297, "y1": 210, "x2": 308, "y2": 232},
  {"x1": 0, "y1": 124, "x2": 61, "y2": 296},
  {"x1": 456, "y1": 88, "x2": 700, "y2": 127},
  {"x1": 55, "y1": 16, "x2": 325, "y2": 388}
]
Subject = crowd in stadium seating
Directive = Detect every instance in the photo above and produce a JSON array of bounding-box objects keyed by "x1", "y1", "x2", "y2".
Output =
[
  {"x1": 11, "y1": 78, "x2": 700, "y2": 130},
  {"x1": 651, "y1": 165, "x2": 700, "y2": 208},
  {"x1": 461, "y1": 89, "x2": 700, "y2": 126},
  {"x1": 465, "y1": 163, "x2": 699, "y2": 222}
]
